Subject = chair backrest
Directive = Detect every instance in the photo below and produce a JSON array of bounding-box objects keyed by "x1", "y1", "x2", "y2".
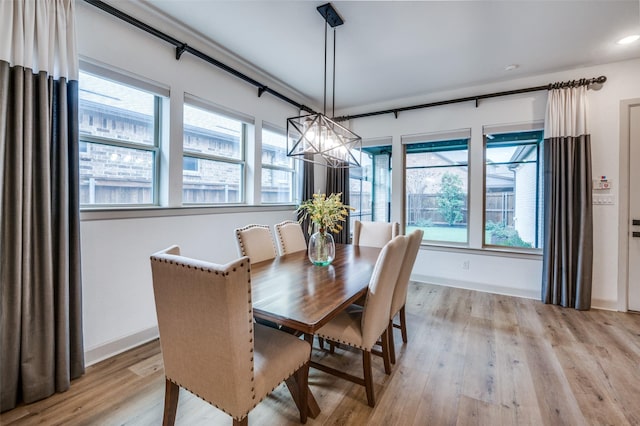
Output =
[
  {"x1": 390, "y1": 229, "x2": 424, "y2": 318},
  {"x1": 352, "y1": 220, "x2": 400, "y2": 248},
  {"x1": 234, "y1": 224, "x2": 278, "y2": 264},
  {"x1": 360, "y1": 235, "x2": 408, "y2": 348},
  {"x1": 150, "y1": 246, "x2": 255, "y2": 419},
  {"x1": 274, "y1": 220, "x2": 307, "y2": 255}
]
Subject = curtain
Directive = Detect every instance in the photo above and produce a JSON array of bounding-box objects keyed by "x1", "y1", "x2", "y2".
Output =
[
  {"x1": 326, "y1": 164, "x2": 350, "y2": 244},
  {"x1": 298, "y1": 153, "x2": 315, "y2": 242},
  {"x1": 0, "y1": 0, "x2": 84, "y2": 412},
  {"x1": 542, "y1": 85, "x2": 593, "y2": 310}
]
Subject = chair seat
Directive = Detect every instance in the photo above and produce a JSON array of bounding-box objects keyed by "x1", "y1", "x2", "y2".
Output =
[
  {"x1": 315, "y1": 310, "x2": 367, "y2": 350},
  {"x1": 254, "y1": 324, "x2": 311, "y2": 400}
]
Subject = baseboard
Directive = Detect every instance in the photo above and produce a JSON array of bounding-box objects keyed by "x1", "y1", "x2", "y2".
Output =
[
  {"x1": 411, "y1": 274, "x2": 540, "y2": 300},
  {"x1": 591, "y1": 298, "x2": 619, "y2": 311},
  {"x1": 84, "y1": 326, "x2": 159, "y2": 367}
]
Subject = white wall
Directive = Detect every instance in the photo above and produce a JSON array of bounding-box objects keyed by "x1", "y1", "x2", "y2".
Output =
[
  {"x1": 77, "y1": 1, "x2": 640, "y2": 364},
  {"x1": 76, "y1": 2, "x2": 305, "y2": 364},
  {"x1": 81, "y1": 209, "x2": 295, "y2": 365},
  {"x1": 344, "y1": 58, "x2": 640, "y2": 309}
]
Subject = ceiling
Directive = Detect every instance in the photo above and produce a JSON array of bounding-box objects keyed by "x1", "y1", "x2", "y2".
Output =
[{"x1": 140, "y1": 0, "x2": 640, "y2": 111}]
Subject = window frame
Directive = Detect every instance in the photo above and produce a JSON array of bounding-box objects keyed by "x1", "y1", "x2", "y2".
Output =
[
  {"x1": 260, "y1": 125, "x2": 297, "y2": 204},
  {"x1": 182, "y1": 102, "x2": 248, "y2": 205},
  {"x1": 482, "y1": 127, "x2": 544, "y2": 252},
  {"x1": 403, "y1": 131, "x2": 471, "y2": 246},
  {"x1": 78, "y1": 68, "x2": 164, "y2": 208}
]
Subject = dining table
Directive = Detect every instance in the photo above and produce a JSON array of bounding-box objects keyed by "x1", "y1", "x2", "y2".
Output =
[{"x1": 249, "y1": 243, "x2": 382, "y2": 418}]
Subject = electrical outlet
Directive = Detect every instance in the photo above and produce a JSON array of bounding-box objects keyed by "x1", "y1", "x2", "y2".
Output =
[{"x1": 462, "y1": 260, "x2": 470, "y2": 270}]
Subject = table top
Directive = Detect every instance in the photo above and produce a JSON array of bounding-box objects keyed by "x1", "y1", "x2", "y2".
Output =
[{"x1": 250, "y1": 244, "x2": 381, "y2": 334}]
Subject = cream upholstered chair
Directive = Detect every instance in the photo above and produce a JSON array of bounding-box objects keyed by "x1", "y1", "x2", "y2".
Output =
[
  {"x1": 313, "y1": 235, "x2": 408, "y2": 407},
  {"x1": 352, "y1": 220, "x2": 400, "y2": 248},
  {"x1": 235, "y1": 224, "x2": 278, "y2": 264},
  {"x1": 274, "y1": 220, "x2": 307, "y2": 255},
  {"x1": 150, "y1": 246, "x2": 311, "y2": 426},
  {"x1": 387, "y1": 229, "x2": 423, "y2": 364}
]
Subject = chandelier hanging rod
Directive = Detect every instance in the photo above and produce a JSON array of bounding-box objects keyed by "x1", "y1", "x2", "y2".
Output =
[{"x1": 83, "y1": 0, "x2": 316, "y2": 115}]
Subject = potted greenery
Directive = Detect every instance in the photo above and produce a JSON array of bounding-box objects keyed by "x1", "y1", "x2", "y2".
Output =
[{"x1": 296, "y1": 192, "x2": 353, "y2": 266}]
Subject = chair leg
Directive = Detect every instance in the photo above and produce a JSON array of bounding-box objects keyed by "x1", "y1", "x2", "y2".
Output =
[
  {"x1": 233, "y1": 417, "x2": 248, "y2": 426},
  {"x1": 162, "y1": 378, "x2": 180, "y2": 426},
  {"x1": 295, "y1": 363, "x2": 309, "y2": 424},
  {"x1": 380, "y1": 329, "x2": 392, "y2": 375},
  {"x1": 318, "y1": 336, "x2": 325, "y2": 350},
  {"x1": 387, "y1": 320, "x2": 396, "y2": 365},
  {"x1": 362, "y1": 350, "x2": 375, "y2": 407},
  {"x1": 400, "y1": 305, "x2": 408, "y2": 343}
]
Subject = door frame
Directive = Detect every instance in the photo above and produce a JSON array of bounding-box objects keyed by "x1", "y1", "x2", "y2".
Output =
[{"x1": 617, "y1": 98, "x2": 640, "y2": 312}]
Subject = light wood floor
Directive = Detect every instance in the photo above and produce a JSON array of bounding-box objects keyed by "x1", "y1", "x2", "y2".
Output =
[{"x1": 2, "y1": 283, "x2": 640, "y2": 425}]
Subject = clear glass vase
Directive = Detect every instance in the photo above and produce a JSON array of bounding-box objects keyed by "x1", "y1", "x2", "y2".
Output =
[{"x1": 308, "y1": 229, "x2": 335, "y2": 266}]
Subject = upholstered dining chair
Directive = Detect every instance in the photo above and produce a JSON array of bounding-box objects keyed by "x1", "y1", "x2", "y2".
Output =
[
  {"x1": 235, "y1": 224, "x2": 278, "y2": 264},
  {"x1": 274, "y1": 220, "x2": 307, "y2": 255},
  {"x1": 150, "y1": 245, "x2": 311, "y2": 426},
  {"x1": 352, "y1": 220, "x2": 400, "y2": 248},
  {"x1": 312, "y1": 235, "x2": 408, "y2": 407},
  {"x1": 388, "y1": 229, "x2": 423, "y2": 364}
]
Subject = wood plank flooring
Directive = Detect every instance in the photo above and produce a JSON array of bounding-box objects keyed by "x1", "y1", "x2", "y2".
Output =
[{"x1": 2, "y1": 283, "x2": 639, "y2": 425}]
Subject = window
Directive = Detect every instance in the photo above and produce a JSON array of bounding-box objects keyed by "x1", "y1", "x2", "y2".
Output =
[
  {"x1": 78, "y1": 70, "x2": 162, "y2": 206},
  {"x1": 484, "y1": 129, "x2": 543, "y2": 249},
  {"x1": 182, "y1": 104, "x2": 245, "y2": 204},
  {"x1": 261, "y1": 127, "x2": 296, "y2": 203},
  {"x1": 349, "y1": 145, "x2": 392, "y2": 231},
  {"x1": 404, "y1": 132, "x2": 470, "y2": 244}
]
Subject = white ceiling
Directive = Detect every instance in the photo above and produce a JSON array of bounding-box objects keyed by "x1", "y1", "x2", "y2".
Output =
[{"x1": 141, "y1": 0, "x2": 640, "y2": 111}]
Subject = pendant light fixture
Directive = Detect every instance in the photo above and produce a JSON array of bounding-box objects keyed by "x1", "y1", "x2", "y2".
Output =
[{"x1": 286, "y1": 3, "x2": 362, "y2": 168}]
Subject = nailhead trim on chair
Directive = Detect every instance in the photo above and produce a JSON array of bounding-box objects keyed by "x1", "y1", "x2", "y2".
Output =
[
  {"x1": 235, "y1": 224, "x2": 278, "y2": 260},
  {"x1": 153, "y1": 255, "x2": 309, "y2": 422},
  {"x1": 315, "y1": 333, "x2": 370, "y2": 351},
  {"x1": 274, "y1": 220, "x2": 300, "y2": 255}
]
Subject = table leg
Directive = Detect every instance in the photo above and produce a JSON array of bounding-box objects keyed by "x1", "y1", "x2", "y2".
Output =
[
  {"x1": 283, "y1": 333, "x2": 321, "y2": 419},
  {"x1": 304, "y1": 333, "x2": 321, "y2": 418}
]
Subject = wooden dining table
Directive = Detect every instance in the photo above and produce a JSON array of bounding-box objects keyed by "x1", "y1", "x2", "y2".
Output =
[
  {"x1": 251, "y1": 243, "x2": 382, "y2": 335},
  {"x1": 250, "y1": 243, "x2": 382, "y2": 418}
]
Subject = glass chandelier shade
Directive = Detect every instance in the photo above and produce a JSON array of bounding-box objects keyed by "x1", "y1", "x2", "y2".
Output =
[{"x1": 287, "y1": 113, "x2": 362, "y2": 168}]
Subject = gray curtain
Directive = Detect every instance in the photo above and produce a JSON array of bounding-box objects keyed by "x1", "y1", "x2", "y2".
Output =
[
  {"x1": 0, "y1": 61, "x2": 84, "y2": 412},
  {"x1": 298, "y1": 153, "x2": 315, "y2": 242},
  {"x1": 541, "y1": 86, "x2": 593, "y2": 310},
  {"x1": 326, "y1": 164, "x2": 350, "y2": 244}
]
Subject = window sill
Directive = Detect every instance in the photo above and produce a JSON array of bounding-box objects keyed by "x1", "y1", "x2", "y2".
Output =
[
  {"x1": 80, "y1": 204, "x2": 297, "y2": 221},
  {"x1": 420, "y1": 242, "x2": 543, "y2": 260}
]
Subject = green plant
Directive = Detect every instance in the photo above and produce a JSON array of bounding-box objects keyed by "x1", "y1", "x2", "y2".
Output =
[
  {"x1": 296, "y1": 192, "x2": 354, "y2": 234},
  {"x1": 416, "y1": 218, "x2": 434, "y2": 227},
  {"x1": 485, "y1": 221, "x2": 532, "y2": 248},
  {"x1": 436, "y1": 172, "x2": 465, "y2": 226}
]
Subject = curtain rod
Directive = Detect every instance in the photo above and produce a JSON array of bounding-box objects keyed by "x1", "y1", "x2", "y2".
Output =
[
  {"x1": 334, "y1": 76, "x2": 607, "y2": 122},
  {"x1": 83, "y1": 0, "x2": 316, "y2": 115},
  {"x1": 83, "y1": 0, "x2": 607, "y2": 124}
]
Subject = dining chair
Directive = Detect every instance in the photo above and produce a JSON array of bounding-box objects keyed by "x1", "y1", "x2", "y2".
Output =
[
  {"x1": 274, "y1": 220, "x2": 307, "y2": 255},
  {"x1": 235, "y1": 224, "x2": 278, "y2": 264},
  {"x1": 352, "y1": 220, "x2": 400, "y2": 248},
  {"x1": 312, "y1": 235, "x2": 408, "y2": 407},
  {"x1": 150, "y1": 245, "x2": 311, "y2": 426},
  {"x1": 387, "y1": 229, "x2": 423, "y2": 364}
]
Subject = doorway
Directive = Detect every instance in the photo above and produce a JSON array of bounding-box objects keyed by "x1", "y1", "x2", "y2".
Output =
[{"x1": 620, "y1": 100, "x2": 640, "y2": 312}]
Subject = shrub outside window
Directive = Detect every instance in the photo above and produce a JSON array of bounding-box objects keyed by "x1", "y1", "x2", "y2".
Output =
[{"x1": 78, "y1": 71, "x2": 161, "y2": 206}]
